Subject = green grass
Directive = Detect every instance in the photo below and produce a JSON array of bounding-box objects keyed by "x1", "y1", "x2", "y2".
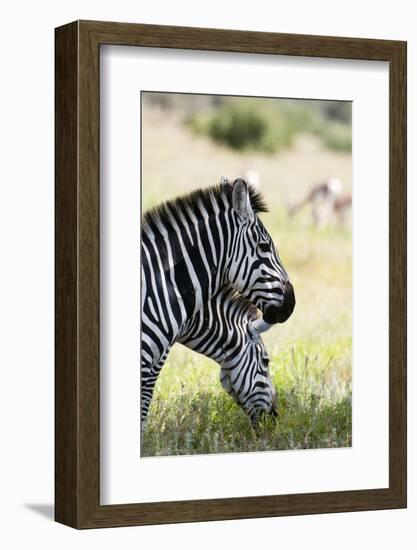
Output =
[{"x1": 142, "y1": 341, "x2": 351, "y2": 456}]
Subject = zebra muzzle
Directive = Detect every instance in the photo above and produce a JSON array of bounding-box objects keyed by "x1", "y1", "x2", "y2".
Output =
[
  {"x1": 263, "y1": 281, "x2": 296, "y2": 324},
  {"x1": 270, "y1": 407, "x2": 278, "y2": 418}
]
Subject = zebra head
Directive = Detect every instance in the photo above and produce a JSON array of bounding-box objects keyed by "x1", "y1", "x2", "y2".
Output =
[
  {"x1": 219, "y1": 315, "x2": 277, "y2": 425},
  {"x1": 225, "y1": 177, "x2": 295, "y2": 324}
]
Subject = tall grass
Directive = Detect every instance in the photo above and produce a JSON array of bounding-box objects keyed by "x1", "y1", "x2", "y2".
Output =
[{"x1": 142, "y1": 341, "x2": 351, "y2": 456}]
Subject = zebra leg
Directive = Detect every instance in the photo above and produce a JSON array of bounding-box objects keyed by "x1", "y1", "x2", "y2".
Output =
[{"x1": 141, "y1": 349, "x2": 170, "y2": 431}]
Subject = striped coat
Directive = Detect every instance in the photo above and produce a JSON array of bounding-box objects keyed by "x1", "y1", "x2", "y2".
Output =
[
  {"x1": 178, "y1": 286, "x2": 276, "y2": 424},
  {"x1": 141, "y1": 178, "x2": 295, "y2": 422}
]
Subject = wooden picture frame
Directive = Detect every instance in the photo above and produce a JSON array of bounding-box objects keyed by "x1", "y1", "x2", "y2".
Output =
[{"x1": 55, "y1": 20, "x2": 407, "y2": 528}]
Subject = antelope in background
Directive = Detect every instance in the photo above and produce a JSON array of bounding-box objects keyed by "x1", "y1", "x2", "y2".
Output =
[{"x1": 288, "y1": 177, "x2": 352, "y2": 228}]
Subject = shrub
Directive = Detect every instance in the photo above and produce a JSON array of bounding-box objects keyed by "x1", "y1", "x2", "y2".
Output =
[
  {"x1": 209, "y1": 103, "x2": 268, "y2": 150},
  {"x1": 187, "y1": 98, "x2": 352, "y2": 154},
  {"x1": 317, "y1": 122, "x2": 352, "y2": 152},
  {"x1": 189, "y1": 100, "x2": 303, "y2": 153}
]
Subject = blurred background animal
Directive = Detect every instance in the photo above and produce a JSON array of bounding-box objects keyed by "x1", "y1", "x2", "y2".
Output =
[{"x1": 288, "y1": 177, "x2": 351, "y2": 228}]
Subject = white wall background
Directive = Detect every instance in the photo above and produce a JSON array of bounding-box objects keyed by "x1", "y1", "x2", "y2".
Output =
[{"x1": 0, "y1": 0, "x2": 415, "y2": 547}]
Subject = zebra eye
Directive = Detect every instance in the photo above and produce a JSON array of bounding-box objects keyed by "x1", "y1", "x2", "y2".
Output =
[{"x1": 259, "y1": 241, "x2": 270, "y2": 253}]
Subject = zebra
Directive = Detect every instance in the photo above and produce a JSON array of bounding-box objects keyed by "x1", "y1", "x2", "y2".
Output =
[
  {"x1": 141, "y1": 177, "x2": 295, "y2": 423},
  {"x1": 177, "y1": 285, "x2": 276, "y2": 425}
]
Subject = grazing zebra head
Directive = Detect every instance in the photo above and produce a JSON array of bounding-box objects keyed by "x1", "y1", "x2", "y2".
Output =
[
  {"x1": 178, "y1": 286, "x2": 277, "y2": 425},
  {"x1": 221, "y1": 177, "x2": 295, "y2": 324}
]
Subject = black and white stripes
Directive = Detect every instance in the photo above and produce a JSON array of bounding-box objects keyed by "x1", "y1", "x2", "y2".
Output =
[
  {"x1": 178, "y1": 286, "x2": 276, "y2": 424},
  {"x1": 141, "y1": 178, "x2": 295, "y2": 424}
]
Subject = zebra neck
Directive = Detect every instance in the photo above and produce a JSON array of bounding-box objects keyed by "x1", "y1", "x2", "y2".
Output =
[
  {"x1": 143, "y1": 204, "x2": 236, "y2": 320},
  {"x1": 178, "y1": 287, "x2": 253, "y2": 369}
]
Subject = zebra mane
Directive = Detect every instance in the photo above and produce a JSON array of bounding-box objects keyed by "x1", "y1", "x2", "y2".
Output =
[{"x1": 142, "y1": 181, "x2": 268, "y2": 230}]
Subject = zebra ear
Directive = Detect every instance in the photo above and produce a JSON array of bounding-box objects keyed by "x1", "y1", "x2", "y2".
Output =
[
  {"x1": 248, "y1": 323, "x2": 260, "y2": 343},
  {"x1": 220, "y1": 176, "x2": 230, "y2": 186},
  {"x1": 249, "y1": 318, "x2": 273, "y2": 337},
  {"x1": 232, "y1": 178, "x2": 254, "y2": 220}
]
